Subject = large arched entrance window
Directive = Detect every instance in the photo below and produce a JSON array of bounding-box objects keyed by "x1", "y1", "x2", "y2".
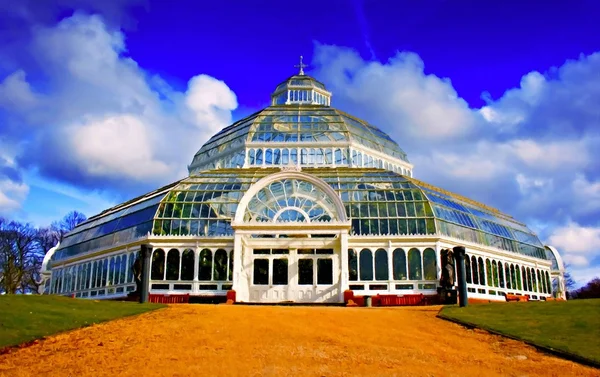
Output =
[{"x1": 243, "y1": 178, "x2": 339, "y2": 223}]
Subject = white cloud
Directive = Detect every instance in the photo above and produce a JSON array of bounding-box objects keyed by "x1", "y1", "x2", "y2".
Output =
[
  {"x1": 2, "y1": 12, "x2": 238, "y2": 194},
  {"x1": 0, "y1": 178, "x2": 29, "y2": 215},
  {"x1": 312, "y1": 45, "x2": 478, "y2": 141},
  {"x1": 0, "y1": 70, "x2": 38, "y2": 109},
  {"x1": 548, "y1": 222, "x2": 600, "y2": 254},
  {"x1": 67, "y1": 114, "x2": 173, "y2": 180}
]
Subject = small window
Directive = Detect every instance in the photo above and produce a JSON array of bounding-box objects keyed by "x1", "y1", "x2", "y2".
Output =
[
  {"x1": 253, "y1": 259, "x2": 269, "y2": 285},
  {"x1": 317, "y1": 259, "x2": 333, "y2": 285},
  {"x1": 298, "y1": 259, "x2": 314, "y2": 285},
  {"x1": 272, "y1": 259, "x2": 288, "y2": 285}
]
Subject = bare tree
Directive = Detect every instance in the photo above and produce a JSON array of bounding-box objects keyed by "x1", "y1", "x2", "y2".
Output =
[
  {"x1": 563, "y1": 264, "x2": 577, "y2": 291},
  {"x1": 52, "y1": 211, "x2": 87, "y2": 242},
  {"x1": 0, "y1": 218, "x2": 43, "y2": 294}
]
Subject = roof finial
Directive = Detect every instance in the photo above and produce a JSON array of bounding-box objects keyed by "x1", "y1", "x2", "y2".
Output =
[{"x1": 294, "y1": 55, "x2": 307, "y2": 75}]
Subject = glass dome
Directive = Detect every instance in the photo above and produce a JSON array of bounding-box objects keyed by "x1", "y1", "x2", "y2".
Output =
[
  {"x1": 188, "y1": 105, "x2": 411, "y2": 174},
  {"x1": 52, "y1": 168, "x2": 547, "y2": 262}
]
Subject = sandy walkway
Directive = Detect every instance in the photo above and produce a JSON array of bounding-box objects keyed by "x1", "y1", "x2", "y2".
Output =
[{"x1": 0, "y1": 305, "x2": 596, "y2": 377}]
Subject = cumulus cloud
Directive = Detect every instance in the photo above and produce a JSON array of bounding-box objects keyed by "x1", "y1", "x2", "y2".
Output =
[
  {"x1": 311, "y1": 44, "x2": 478, "y2": 141},
  {"x1": 0, "y1": 12, "x2": 237, "y2": 211},
  {"x1": 548, "y1": 222, "x2": 600, "y2": 268},
  {"x1": 0, "y1": 150, "x2": 29, "y2": 215},
  {"x1": 0, "y1": 70, "x2": 38, "y2": 109}
]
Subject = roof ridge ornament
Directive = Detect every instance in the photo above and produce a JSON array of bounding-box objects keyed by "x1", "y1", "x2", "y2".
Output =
[{"x1": 294, "y1": 55, "x2": 307, "y2": 76}]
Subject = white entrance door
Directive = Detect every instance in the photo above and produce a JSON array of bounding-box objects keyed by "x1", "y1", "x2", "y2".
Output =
[
  {"x1": 250, "y1": 249, "x2": 291, "y2": 303},
  {"x1": 294, "y1": 248, "x2": 339, "y2": 303},
  {"x1": 248, "y1": 247, "x2": 340, "y2": 303}
]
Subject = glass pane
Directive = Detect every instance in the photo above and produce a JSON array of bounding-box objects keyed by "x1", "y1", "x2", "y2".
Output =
[
  {"x1": 393, "y1": 249, "x2": 407, "y2": 280},
  {"x1": 213, "y1": 249, "x2": 228, "y2": 281},
  {"x1": 181, "y1": 249, "x2": 195, "y2": 280},
  {"x1": 359, "y1": 249, "x2": 373, "y2": 281},
  {"x1": 166, "y1": 249, "x2": 180, "y2": 280},
  {"x1": 348, "y1": 249, "x2": 358, "y2": 281},
  {"x1": 272, "y1": 258, "x2": 288, "y2": 285},
  {"x1": 198, "y1": 249, "x2": 213, "y2": 281},
  {"x1": 317, "y1": 259, "x2": 333, "y2": 285},
  {"x1": 253, "y1": 259, "x2": 269, "y2": 285},
  {"x1": 408, "y1": 248, "x2": 422, "y2": 280},
  {"x1": 375, "y1": 249, "x2": 388, "y2": 281},
  {"x1": 423, "y1": 248, "x2": 436, "y2": 280},
  {"x1": 151, "y1": 249, "x2": 165, "y2": 280},
  {"x1": 465, "y1": 256, "x2": 472, "y2": 284},
  {"x1": 298, "y1": 259, "x2": 314, "y2": 285}
]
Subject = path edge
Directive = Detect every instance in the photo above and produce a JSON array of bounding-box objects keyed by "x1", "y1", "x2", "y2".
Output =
[
  {"x1": 436, "y1": 310, "x2": 600, "y2": 370},
  {"x1": 0, "y1": 304, "x2": 167, "y2": 356}
]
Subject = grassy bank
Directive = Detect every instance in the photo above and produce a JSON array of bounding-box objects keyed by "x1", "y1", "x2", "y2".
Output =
[
  {"x1": 439, "y1": 299, "x2": 600, "y2": 364},
  {"x1": 0, "y1": 295, "x2": 163, "y2": 348}
]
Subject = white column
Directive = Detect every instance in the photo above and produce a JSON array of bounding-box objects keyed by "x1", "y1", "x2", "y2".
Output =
[
  {"x1": 233, "y1": 233, "x2": 247, "y2": 301},
  {"x1": 193, "y1": 247, "x2": 199, "y2": 294},
  {"x1": 339, "y1": 232, "x2": 349, "y2": 300},
  {"x1": 387, "y1": 241, "x2": 394, "y2": 283}
]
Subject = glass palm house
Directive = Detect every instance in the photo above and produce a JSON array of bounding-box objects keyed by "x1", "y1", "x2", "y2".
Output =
[{"x1": 40, "y1": 62, "x2": 566, "y2": 303}]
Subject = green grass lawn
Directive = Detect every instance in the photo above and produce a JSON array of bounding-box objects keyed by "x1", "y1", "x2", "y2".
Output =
[
  {"x1": 0, "y1": 295, "x2": 164, "y2": 349},
  {"x1": 440, "y1": 299, "x2": 600, "y2": 364}
]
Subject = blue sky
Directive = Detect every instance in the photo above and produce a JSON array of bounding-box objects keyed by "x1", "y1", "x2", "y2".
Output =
[{"x1": 0, "y1": 0, "x2": 599, "y2": 285}]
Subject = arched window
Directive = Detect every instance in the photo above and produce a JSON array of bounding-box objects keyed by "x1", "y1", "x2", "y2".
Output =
[
  {"x1": 228, "y1": 250, "x2": 234, "y2": 281},
  {"x1": 214, "y1": 249, "x2": 228, "y2": 281},
  {"x1": 273, "y1": 149, "x2": 281, "y2": 164},
  {"x1": 504, "y1": 263, "x2": 511, "y2": 289},
  {"x1": 265, "y1": 148, "x2": 273, "y2": 164},
  {"x1": 244, "y1": 178, "x2": 338, "y2": 223},
  {"x1": 471, "y1": 256, "x2": 479, "y2": 284},
  {"x1": 537, "y1": 270, "x2": 542, "y2": 293},
  {"x1": 290, "y1": 149, "x2": 298, "y2": 164},
  {"x1": 151, "y1": 249, "x2": 165, "y2": 280},
  {"x1": 485, "y1": 259, "x2": 493, "y2": 287},
  {"x1": 498, "y1": 262, "x2": 505, "y2": 288},
  {"x1": 515, "y1": 265, "x2": 522, "y2": 290},
  {"x1": 393, "y1": 248, "x2": 407, "y2": 280},
  {"x1": 465, "y1": 255, "x2": 472, "y2": 284},
  {"x1": 359, "y1": 249, "x2": 374, "y2": 281},
  {"x1": 249, "y1": 149, "x2": 255, "y2": 165},
  {"x1": 408, "y1": 248, "x2": 422, "y2": 280},
  {"x1": 198, "y1": 249, "x2": 213, "y2": 281},
  {"x1": 102, "y1": 259, "x2": 108, "y2": 287},
  {"x1": 545, "y1": 271, "x2": 551, "y2": 295},
  {"x1": 531, "y1": 269, "x2": 538, "y2": 292},
  {"x1": 423, "y1": 248, "x2": 436, "y2": 280},
  {"x1": 348, "y1": 249, "x2": 358, "y2": 281},
  {"x1": 282, "y1": 149, "x2": 289, "y2": 165},
  {"x1": 524, "y1": 267, "x2": 530, "y2": 291},
  {"x1": 181, "y1": 249, "x2": 195, "y2": 281},
  {"x1": 255, "y1": 149, "x2": 263, "y2": 165},
  {"x1": 127, "y1": 252, "x2": 136, "y2": 283},
  {"x1": 166, "y1": 249, "x2": 180, "y2": 280},
  {"x1": 478, "y1": 257, "x2": 485, "y2": 286},
  {"x1": 109, "y1": 257, "x2": 116, "y2": 286},
  {"x1": 375, "y1": 249, "x2": 389, "y2": 281},
  {"x1": 119, "y1": 255, "x2": 127, "y2": 284},
  {"x1": 492, "y1": 260, "x2": 499, "y2": 287}
]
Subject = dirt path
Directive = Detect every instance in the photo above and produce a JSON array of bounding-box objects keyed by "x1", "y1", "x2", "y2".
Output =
[{"x1": 0, "y1": 305, "x2": 596, "y2": 377}]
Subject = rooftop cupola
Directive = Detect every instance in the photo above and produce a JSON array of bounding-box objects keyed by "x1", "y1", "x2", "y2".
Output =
[{"x1": 271, "y1": 56, "x2": 332, "y2": 106}]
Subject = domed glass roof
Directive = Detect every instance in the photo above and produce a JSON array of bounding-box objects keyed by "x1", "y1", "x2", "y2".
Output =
[{"x1": 188, "y1": 105, "x2": 409, "y2": 174}]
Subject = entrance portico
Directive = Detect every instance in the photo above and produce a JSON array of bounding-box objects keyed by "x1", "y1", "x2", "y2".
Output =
[{"x1": 231, "y1": 170, "x2": 351, "y2": 303}]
